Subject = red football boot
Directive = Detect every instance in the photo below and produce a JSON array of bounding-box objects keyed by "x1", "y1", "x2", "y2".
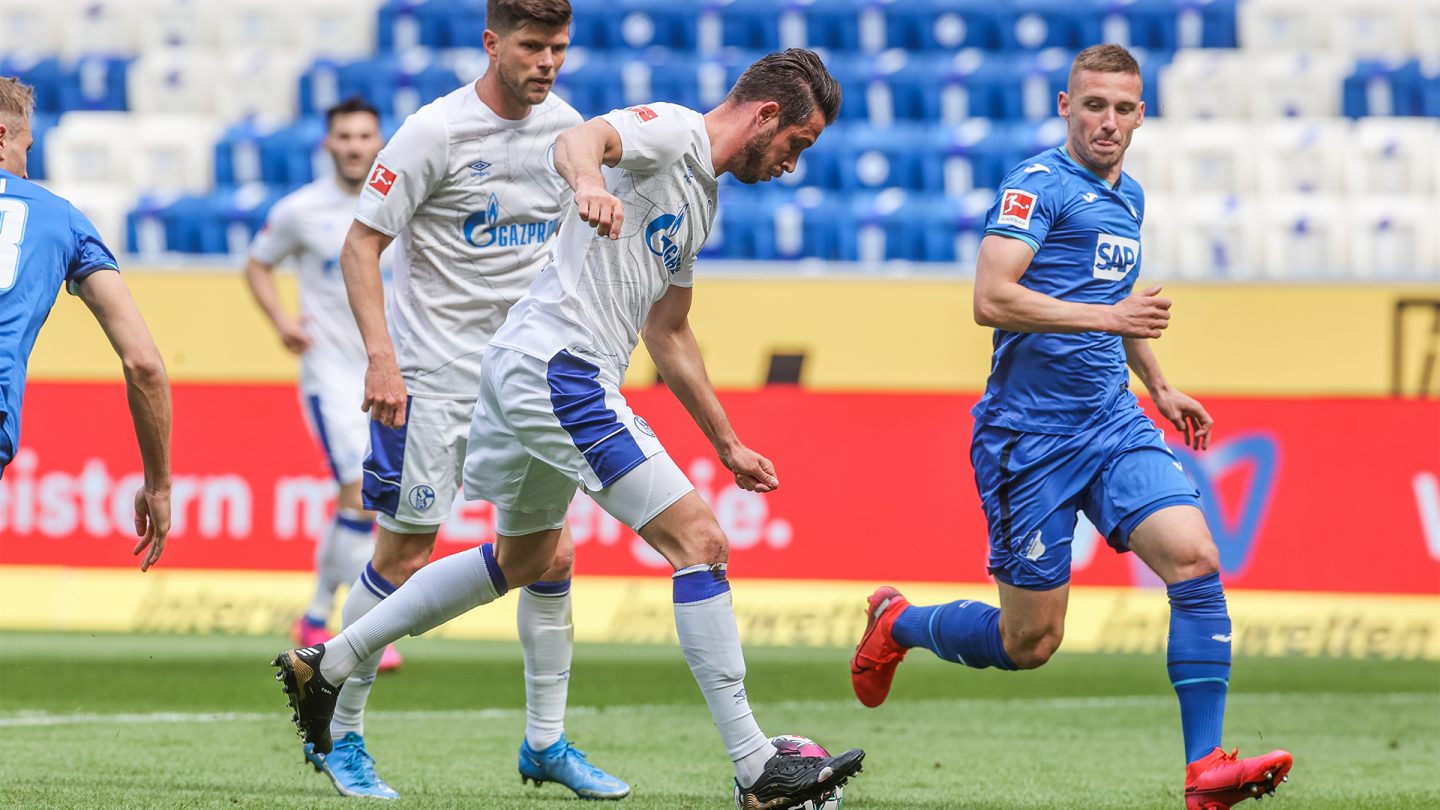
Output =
[
  {"x1": 1185, "y1": 747, "x2": 1293, "y2": 809},
  {"x1": 850, "y1": 586, "x2": 911, "y2": 708}
]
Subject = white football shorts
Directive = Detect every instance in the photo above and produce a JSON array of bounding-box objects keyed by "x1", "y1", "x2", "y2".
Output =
[
  {"x1": 362, "y1": 394, "x2": 474, "y2": 533},
  {"x1": 298, "y1": 372, "x2": 369, "y2": 487},
  {"x1": 463, "y1": 346, "x2": 693, "y2": 536}
]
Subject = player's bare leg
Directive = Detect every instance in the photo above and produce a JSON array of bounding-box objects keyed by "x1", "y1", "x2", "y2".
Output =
[
  {"x1": 1130, "y1": 505, "x2": 1292, "y2": 808},
  {"x1": 637, "y1": 491, "x2": 864, "y2": 808}
]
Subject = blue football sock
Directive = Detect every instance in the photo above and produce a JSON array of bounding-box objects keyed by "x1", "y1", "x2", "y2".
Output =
[
  {"x1": 1167, "y1": 572, "x2": 1231, "y2": 763},
  {"x1": 892, "y1": 600, "x2": 1017, "y2": 670}
]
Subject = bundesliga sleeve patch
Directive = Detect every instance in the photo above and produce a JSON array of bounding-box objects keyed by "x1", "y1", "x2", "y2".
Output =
[
  {"x1": 997, "y1": 189, "x2": 1037, "y2": 229},
  {"x1": 367, "y1": 164, "x2": 398, "y2": 196},
  {"x1": 627, "y1": 105, "x2": 659, "y2": 123}
]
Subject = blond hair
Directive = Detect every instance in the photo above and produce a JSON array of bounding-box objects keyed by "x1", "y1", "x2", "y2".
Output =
[
  {"x1": 1068, "y1": 44, "x2": 1141, "y2": 93},
  {"x1": 0, "y1": 76, "x2": 35, "y2": 129}
]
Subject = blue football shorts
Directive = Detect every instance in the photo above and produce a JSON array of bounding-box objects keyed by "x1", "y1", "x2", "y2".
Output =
[{"x1": 970, "y1": 403, "x2": 1200, "y2": 590}]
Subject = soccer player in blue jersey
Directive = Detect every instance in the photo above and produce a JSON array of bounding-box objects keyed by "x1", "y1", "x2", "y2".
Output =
[
  {"x1": 850, "y1": 46, "x2": 1293, "y2": 809},
  {"x1": 0, "y1": 76, "x2": 171, "y2": 570}
]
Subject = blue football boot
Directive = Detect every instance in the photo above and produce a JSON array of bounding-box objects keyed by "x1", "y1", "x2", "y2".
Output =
[
  {"x1": 307, "y1": 732, "x2": 400, "y2": 799},
  {"x1": 518, "y1": 734, "x2": 630, "y2": 799}
]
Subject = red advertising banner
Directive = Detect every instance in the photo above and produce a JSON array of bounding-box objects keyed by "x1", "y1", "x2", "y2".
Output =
[{"x1": 2, "y1": 383, "x2": 1437, "y2": 594}]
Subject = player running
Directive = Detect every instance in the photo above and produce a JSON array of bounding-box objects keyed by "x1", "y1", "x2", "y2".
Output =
[
  {"x1": 849, "y1": 45, "x2": 1293, "y2": 809},
  {"x1": 273, "y1": 49, "x2": 867, "y2": 809},
  {"x1": 284, "y1": 0, "x2": 627, "y2": 800},
  {"x1": 243, "y1": 97, "x2": 401, "y2": 673},
  {"x1": 0, "y1": 76, "x2": 170, "y2": 571}
]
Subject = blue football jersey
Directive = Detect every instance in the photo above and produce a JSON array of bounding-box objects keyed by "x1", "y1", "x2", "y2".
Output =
[
  {"x1": 971, "y1": 147, "x2": 1147, "y2": 435},
  {"x1": 0, "y1": 168, "x2": 120, "y2": 464}
]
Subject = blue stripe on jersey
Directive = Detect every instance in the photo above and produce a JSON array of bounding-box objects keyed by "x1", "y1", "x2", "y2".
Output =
[
  {"x1": 361, "y1": 398, "x2": 411, "y2": 518},
  {"x1": 546, "y1": 350, "x2": 647, "y2": 489},
  {"x1": 306, "y1": 394, "x2": 341, "y2": 482}
]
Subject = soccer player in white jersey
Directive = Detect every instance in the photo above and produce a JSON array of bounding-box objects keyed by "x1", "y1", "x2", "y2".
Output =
[
  {"x1": 274, "y1": 0, "x2": 627, "y2": 801},
  {"x1": 274, "y1": 49, "x2": 867, "y2": 809},
  {"x1": 244, "y1": 97, "x2": 401, "y2": 674}
]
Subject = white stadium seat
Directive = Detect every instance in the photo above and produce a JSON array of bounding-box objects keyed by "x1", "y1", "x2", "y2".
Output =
[
  {"x1": 0, "y1": 0, "x2": 64, "y2": 58},
  {"x1": 1326, "y1": 0, "x2": 1418, "y2": 59},
  {"x1": 127, "y1": 48, "x2": 220, "y2": 115},
  {"x1": 1255, "y1": 119, "x2": 1348, "y2": 194},
  {"x1": 295, "y1": 0, "x2": 383, "y2": 61},
  {"x1": 1171, "y1": 120, "x2": 1256, "y2": 194},
  {"x1": 1121, "y1": 118, "x2": 1173, "y2": 192},
  {"x1": 1348, "y1": 194, "x2": 1440, "y2": 280},
  {"x1": 58, "y1": 0, "x2": 140, "y2": 58},
  {"x1": 1414, "y1": 0, "x2": 1440, "y2": 59},
  {"x1": 1156, "y1": 50, "x2": 1250, "y2": 119},
  {"x1": 1137, "y1": 192, "x2": 1178, "y2": 279},
  {"x1": 133, "y1": 115, "x2": 222, "y2": 192},
  {"x1": 1346, "y1": 118, "x2": 1440, "y2": 195},
  {"x1": 215, "y1": 50, "x2": 304, "y2": 123},
  {"x1": 1247, "y1": 52, "x2": 1345, "y2": 118},
  {"x1": 1238, "y1": 0, "x2": 1325, "y2": 51},
  {"x1": 138, "y1": 0, "x2": 214, "y2": 51},
  {"x1": 42, "y1": 181, "x2": 137, "y2": 252},
  {"x1": 212, "y1": 0, "x2": 297, "y2": 54},
  {"x1": 1260, "y1": 194, "x2": 1349, "y2": 279},
  {"x1": 1173, "y1": 194, "x2": 1265, "y2": 280},
  {"x1": 43, "y1": 112, "x2": 131, "y2": 185}
]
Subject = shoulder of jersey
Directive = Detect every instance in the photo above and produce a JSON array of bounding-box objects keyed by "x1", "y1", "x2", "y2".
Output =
[
  {"x1": 1010, "y1": 149, "x2": 1066, "y2": 184},
  {"x1": 4, "y1": 174, "x2": 65, "y2": 207},
  {"x1": 540, "y1": 91, "x2": 582, "y2": 123}
]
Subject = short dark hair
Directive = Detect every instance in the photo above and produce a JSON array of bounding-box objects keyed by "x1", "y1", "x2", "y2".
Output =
[
  {"x1": 1068, "y1": 44, "x2": 1142, "y2": 93},
  {"x1": 487, "y1": 0, "x2": 572, "y2": 34},
  {"x1": 326, "y1": 95, "x2": 381, "y2": 130},
  {"x1": 727, "y1": 48, "x2": 842, "y2": 128}
]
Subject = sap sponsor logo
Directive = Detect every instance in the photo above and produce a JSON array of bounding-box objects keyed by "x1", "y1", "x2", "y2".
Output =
[
  {"x1": 0, "y1": 449, "x2": 252, "y2": 539},
  {"x1": 367, "y1": 163, "x2": 397, "y2": 196},
  {"x1": 645, "y1": 203, "x2": 689, "y2": 273},
  {"x1": 1170, "y1": 433, "x2": 1280, "y2": 578},
  {"x1": 1092, "y1": 233, "x2": 1140, "y2": 281},
  {"x1": 997, "y1": 189, "x2": 1037, "y2": 229},
  {"x1": 463, "y1": 193, "x2": 560, "y2": 248}
]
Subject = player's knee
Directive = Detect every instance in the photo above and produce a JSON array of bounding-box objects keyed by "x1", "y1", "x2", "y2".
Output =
[
  {"x1": 1003, "y1": 625, "x2": 1064, "y2": 670},
  {"x1": 542, "y1": 545, "x2": 575, "y2": 581},
  {"x1": 1168, "y1": 538, "x2": 1220, "y2": 583}
]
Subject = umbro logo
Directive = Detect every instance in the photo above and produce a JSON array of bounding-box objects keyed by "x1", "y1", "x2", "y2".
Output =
[
  {"x1": 469, "y1": 160, "x2": 492, "y2": 178},
  {"x1": 732, "y1": 688, "x2": 748, "y2": 704}
]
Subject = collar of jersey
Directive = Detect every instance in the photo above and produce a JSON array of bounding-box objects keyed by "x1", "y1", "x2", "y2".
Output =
[{"x1": 1056, "y1": 146, "x2": 1122, "y2": 191}]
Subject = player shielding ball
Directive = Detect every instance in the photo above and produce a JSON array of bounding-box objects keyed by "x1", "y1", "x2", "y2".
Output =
[
  {"x1": 849, "y1": 45, "x2": 1294, "y2": 809},
  {"x1": 243, "y1": 97, "x2": 401, "y2": 672},
  {"x1": 274, "y1": 48, "x2": 867, "y2": 809},
  {"x1": 280, "y1": 0, "x2": 627, "y2": 800}
]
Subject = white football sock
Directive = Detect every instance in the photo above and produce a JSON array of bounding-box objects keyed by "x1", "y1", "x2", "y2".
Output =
[
  {"x1": 518, "y1": 581, "x2": 574, "y2": 751},
  {"x1": 329, "y1": 562, "x2": 391, "y2": 737},
  {"x1": 304, "y1": 511, "x2": 374, "y2": 623},
  {"x1": 672, "y1": 564, "x2": 771, "y2": 787},
  {"x1": 320, "y1": 544, "x2": 508, "y2": 685}
]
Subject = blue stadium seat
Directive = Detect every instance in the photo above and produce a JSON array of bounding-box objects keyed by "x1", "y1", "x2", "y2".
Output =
[
  {"x1": 885, "y1": 1, "x2": 1011, "y2": 52},
  {"x1": 803, "y1": 0, "x2": 881, "y2": 53},
  {"x1": 27, "y1": 113, "x2": 57, "y2": 181},
  {"x1": 1006, "y1": 0, "x2": 1108, "y2": 51},
  {"x1": 214, "y1": 121, "x2": 273, "y2": 187},
  {"x1": 888, "y1": 51, "x2": 1026, "y2": 122},
  {"x1": 57, "y1": 56, "x2": 129, "y2": 112},
  {"x1": 301, "y1": 55, "x2": 462, "y2": 118},
  {"x1": 1344, "y1": 60, "x2": 1440, "y2": 118},
  {"x1": 1, "y1": 57, "x2": 65, "y2": 114}
]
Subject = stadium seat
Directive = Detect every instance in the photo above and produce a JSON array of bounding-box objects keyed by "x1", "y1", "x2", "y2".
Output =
[
  {"x1": 44, "y1": 111, "x2": 131, "y2": 185},
  {"x1": 1343, "y1": 59, "x2": 1440, "y2": 118},
  {"x1": 804, "y1": 0, "x2": 884, "y2": 54},
  {"x1": 0, "y1": 0, "x2": 63, "y2": 59},
  {"x1": 1138, "y1": 191, "x2": 1178, "y2": 278},
  {"x1": 296, "y1": 0, "x2": 382, "y2": 61},
  {"x1": 133, "y1": 115, "x2": 223, "y2": 193},
  {"x1": 375, "y1": 0, "x2": 429, "y2": 52},
  {"x1": 1347, "y1": 194, "x2": 1440, "y2": 280},
  {"x1": 57, "y1": 56, "x2": 131, "y2": 112},
  {"x1": 59, "y1": 0, "x2": 140, "y2": 59},
  {"x1": 0, "y1": 56, "x2": 66, "y2": 115},
  {"x1": 1325, "y1": 0, "x2": 1417, "y2": 59},
  {"x1": 215, "y1": 51, "x2": 304, "y2": 123},
  {"x1": 138, "y1": 0, "x2": 214, "y2": 51},
  {"x1": 45, "y1": 181, "x2": 136, "y2": 251},
  {"x1": 127, "y1": 48, "x2": 221, "y2": 115},
  {"x1": 1237, "y1": 0, "x2": 1323, "y2": 51},
  {"x1": 1157, "y1": 50, "x2": 1250, "y2": 118},
  {"x1": 1260, "y1": 194, "x2": 1350, "y2": 279},
  {"x1": 1254, "y1": 119, "x2": 1348, "y2": 193},
  {"x1": 1120, "y1": 118, "x2": 1173, "y2": 191},
  {"x1": 27, "y1": 112, "x2": 57, "y2": 181},
  {"x1": 1173, "y1": 194, "x2": 1264, "y2": 280},
  {"x1": 1171, "y1": 120, "x2": 1256, "y2": 193},
  {"x1": 1345, "y1": 117, "x2": 1440, "y2": 195},
  {"x1": 213, "y1": 0, "x2": 297, "y2": 55},
  {"x1": 884, "y1": 1, "x2": 1010, "y2": 52},
  {"x1": 214, "y1": 120, "x2": 274, "y2": 186},
  {"x1": 1248, "y1": 52, "x2": 1345, "y2": 118}
]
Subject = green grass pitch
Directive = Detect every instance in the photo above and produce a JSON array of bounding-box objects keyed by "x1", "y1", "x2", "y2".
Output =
[{"x1": 1, "y1": 632, "x2": 1437, "y2": 809}]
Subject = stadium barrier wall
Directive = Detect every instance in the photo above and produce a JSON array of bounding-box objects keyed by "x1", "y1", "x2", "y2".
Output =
[{"x1": 3, "y1": 383, "x2": 1436, "y2": 660}]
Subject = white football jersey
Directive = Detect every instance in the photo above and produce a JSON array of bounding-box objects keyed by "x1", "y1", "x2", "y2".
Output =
[
  {"x1": 249, "y1": 177, "x2": 387, "y2": 391},
  {"x1": 492, "y1": 102, "x2": 718, "y2": 380},
  {"x1": 355, "y1": 80, "x2": 583, "y2": 399}
]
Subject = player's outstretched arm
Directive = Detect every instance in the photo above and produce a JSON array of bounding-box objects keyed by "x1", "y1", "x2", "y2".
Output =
[
  {"x1": 339, "y1": 220, "x2": 406, "y2": 427},
  {"x1": 555, "y1": 119, "x2": 625, "y2": 239},
  {"x1": 974, "y1": 234, "x2": 1170, "y2": 337},
  {"x1": 75, "y1": 270, "x2": 172, "y2": 571},
  {"x1": 1124, "y1": 338, "x2": 1213, "y2": 450},
  {"x1": 242, "y1": 257, "x2": 312, "y2": 355},
  {"x1": 641, "y1": 285, "x2": 778, "y2": 493}
]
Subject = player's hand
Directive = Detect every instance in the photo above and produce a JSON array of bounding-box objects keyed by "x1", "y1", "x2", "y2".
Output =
[
  {"x1": 575, "y1": 186, "x2": 624, "y2": 240},
  {"x1": 363, "y1": 354, "x2": 409, "y2": 428},
  {"x1": 132, "y1": 486, "x2": 170, "y2": 572},
  {"x1": 1155, "y1": 387, "x2": 1214, "y2": 451},
  {"x1": 1108, "y1": 285, "x2": 1171, "y2": 338},
  {"x1": 719, "y1": 444, "x2": 780, "y2": 494},
  {"x1": 277, "y1": 316, "x2": 313, "y2": 355}
]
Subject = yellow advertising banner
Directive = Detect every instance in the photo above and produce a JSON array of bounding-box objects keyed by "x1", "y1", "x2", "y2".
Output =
[{"x1": 3, "y1": 567, "x2": 1435, "y2": 661}]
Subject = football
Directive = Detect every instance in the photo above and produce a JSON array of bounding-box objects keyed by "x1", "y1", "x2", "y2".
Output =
[{"x1": 733, "y1": 735, "x2": 845, "y2": 810}]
